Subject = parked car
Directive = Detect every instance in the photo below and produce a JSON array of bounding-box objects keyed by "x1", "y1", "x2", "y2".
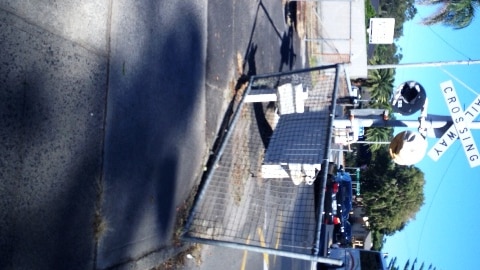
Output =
[
  {"x1": 339, "y1": 183, "x2": 352, "y2": 219},
  {"x1": 323, "y1": 166, "x2": 352, "y2": 228},
  {"x1": 323, "y1": 175, "x2": 340, "y2": 225},
  {"x1": 333, "y1": 212, "x2": 353, "y2": 246},
  {"x1": 335, "y1": 170, "x2": 352, "y2": 221},
  {"x1": 340, "y1": 220, "x2": 352, "y2": 246},
  {"x1": 332, "y1": 168, "x2": 353, "y2": 246}
]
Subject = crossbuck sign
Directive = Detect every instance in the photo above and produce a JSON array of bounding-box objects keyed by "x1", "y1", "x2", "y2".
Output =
[{"x1": 428, "y1": 80, "x2": 480, "y2": 167}]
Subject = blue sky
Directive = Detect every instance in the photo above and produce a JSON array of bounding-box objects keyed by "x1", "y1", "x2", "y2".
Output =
[{"x1": 381, "y1": 5, "x2": 480, "y2": 270}]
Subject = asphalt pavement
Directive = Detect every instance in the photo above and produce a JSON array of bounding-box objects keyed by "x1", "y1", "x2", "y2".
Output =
[{"x1": 0, "y1": 0, "x2": 305, "y2": 269}]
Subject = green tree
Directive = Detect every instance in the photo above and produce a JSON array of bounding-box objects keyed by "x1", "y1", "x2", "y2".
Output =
[
  {"x1": 376, "y1": 0, "x2": 417, "y2": 38},
  {"x1": 418, "y1": 0, "x2": 480, "y2": 29},
  {"x1": 365, "y1": 127, "x2": 394, "y2": 152},
  {"x1": 370, "y1": 43, "x2": 403, "y2": 67},
  {"x1": 366, "y1": 67, "x2": 395, "y2": 105},
  {"x1": 388, "y1": 257, "x2": 398, "y2": 270},
  {"x1": 388, "y1": 258, "x2": 437, "y2": 270},
  {"x1": 361, "y1": 150, "x2": 425, "y2": 236}
]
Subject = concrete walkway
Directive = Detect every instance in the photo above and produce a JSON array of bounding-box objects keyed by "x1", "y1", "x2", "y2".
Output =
[
  {"x1": 97, "y1": 1, "x2": 207, "y2": 269},
  {"x1": 0, "y1": 1, "x2": 207, "y2": 269},
  {"x1": 0, "y1": 1, "x2": 109, "y2": 269}
]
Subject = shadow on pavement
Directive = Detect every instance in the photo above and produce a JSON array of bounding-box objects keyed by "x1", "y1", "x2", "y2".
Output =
[
  {"x1": 97, "y1": 1, "x2": 205, "y2": 269},
  {"x1": 279, "y1": 26, "x2": 297, "y2": 72},
  {"x1": 0, "y1": 8, "x2": 107, "y2": 268},
  {"x1": 236, "y1": 1, "x2": 299, "y2": 150}
]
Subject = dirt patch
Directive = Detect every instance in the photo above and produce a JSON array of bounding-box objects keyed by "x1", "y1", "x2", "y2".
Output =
[
  {"x1": 152, "y1": 244, "x2": 202, "y2": 270},
  {"x1": 173, "y1": 185, "x2": 199, "y2": 247}
]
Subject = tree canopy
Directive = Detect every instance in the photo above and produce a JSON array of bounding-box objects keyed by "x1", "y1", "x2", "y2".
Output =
[
  {"x1": 364, "y1": 127, "x2": 394, "y2": 152},
  {"x1": 418, "y1": 0, "x2": 480, "y2": 29},
  {"x1": 366, "y1": 65, "x2": 396, "y2": 105},
  {"x1": 358, "y1": 0, "x2": 427, "y2": 252},
  {"x1": 367, "y1": 0, "x2": 415, "y2": 62},
  {"x1": 388, "y1": 257, "x2": 438, "y2": 270},
  {"x1": 376, "y1": 0, "x2": 418, "y2": 38},
  {"x1": 361, "y1": 149, "x2": 425, "y2": 236}
]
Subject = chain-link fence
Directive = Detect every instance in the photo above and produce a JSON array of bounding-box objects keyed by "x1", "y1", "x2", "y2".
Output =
[{"x1": 183, "y1": 64, "x2": 348, "y2": 263}]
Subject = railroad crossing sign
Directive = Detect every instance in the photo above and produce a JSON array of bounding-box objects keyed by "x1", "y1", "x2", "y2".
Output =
[{"x1": 428, "y1": 80, "x2": 480, "y2": 167}]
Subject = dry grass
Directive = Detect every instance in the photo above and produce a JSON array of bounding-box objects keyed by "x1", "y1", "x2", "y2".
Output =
[
  {"x1": 152, "y1": 177, "x2": 203, "y2": 269},
  {"x1": 152, "y1": 244, "x2": 202, "y2": 270},
  {"x1": 236, "y1": 51, "x2": 244, "y2": 75},
  {"x1": 93, "y1": 176, "x2": 108, "y2": 241},
  {"x1": 173, "y1": 185, "x2": 198, "y2": 246},
  {"x1": 93, "y1": 208, "x2": 108, "y2": 241},
  {"x1": 151, "y1": 244, "x2": 202, "y2": 270}
]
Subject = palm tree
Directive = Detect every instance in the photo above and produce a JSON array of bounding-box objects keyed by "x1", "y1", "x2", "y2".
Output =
[
  {"x1": 365, "y1": 127, "x2": 394, "y2": 152},
  {"x1": 366, "y1": 67, "x2": 395, "y2": 106},
  {"x1": 418, "y1": 0, "x2": 480, "y2": 29}
]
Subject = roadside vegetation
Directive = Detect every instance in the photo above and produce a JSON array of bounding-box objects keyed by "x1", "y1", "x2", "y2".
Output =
[
  {"x1": 350, "y1": 0, "x2": 425, "y2": 252},
  {"x1": 418, "y1": 0, "x2": 480, "y2": 29},
  {"x1": 351, "y1": 1, "x2": 468, "y2": 268}
]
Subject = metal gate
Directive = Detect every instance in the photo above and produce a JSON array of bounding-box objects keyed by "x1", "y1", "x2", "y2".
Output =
[{"x1": 183, "y1": 64, "x2": 347, "y2": 264}]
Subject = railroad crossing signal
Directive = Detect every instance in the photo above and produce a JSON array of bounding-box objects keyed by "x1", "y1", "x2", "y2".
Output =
[{"x1": 428, "y1": 80, "x2": 480, "y2": 168}]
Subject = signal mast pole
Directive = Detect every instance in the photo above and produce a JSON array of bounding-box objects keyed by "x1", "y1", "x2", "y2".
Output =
[{"x1": 367, "y1": 59, "x2": 480, "y2": 70}]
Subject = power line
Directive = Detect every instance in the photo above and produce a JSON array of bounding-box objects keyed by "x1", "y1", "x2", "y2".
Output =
[
  {"x1": 438, "y1": 67, "x2": 480, "y2": 96},
  {"x1": 370, "y1": 25, "x2": 478, "y2": 70},
  {"x1": 415, "y1": 145, "x2": 461, "y2": 259},
  {"x1": 427, "y1": 26, "x2": 472, "y2": 60}
]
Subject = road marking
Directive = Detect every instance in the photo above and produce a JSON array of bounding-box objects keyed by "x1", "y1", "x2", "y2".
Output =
[
  {"x1": 257, "y1": 227, "x2": 269, "y2": 270},
  {"x1": 240, "y1": 234, "x2": 251, "y2": 270},
  {"x1": 273, "y1": 213, "x2": 284, "y2": 266}
]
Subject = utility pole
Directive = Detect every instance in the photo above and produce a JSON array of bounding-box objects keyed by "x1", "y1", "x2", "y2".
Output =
[
  {"x1": 335, "y1": 114, "x2": 480, "y2": 137},
  {"x1": 367, "y1": 59, "x2": 480, "y2": 70}
]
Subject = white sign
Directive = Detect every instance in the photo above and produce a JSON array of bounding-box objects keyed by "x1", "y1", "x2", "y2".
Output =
[
  {"x1": 428, "y1": 94, "x2": 480, "y2": 161},
  {"x1": 429, "y1": 81, "x2": 480, "y2": 167},
  {"x1": 369, "y1": 18, "x2": 395, "y2": 44}
]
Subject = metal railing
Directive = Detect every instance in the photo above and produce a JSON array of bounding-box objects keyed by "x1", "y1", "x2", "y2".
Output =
[{"x1": 183, "y1": 64, "x2": 346, "y2": 264}]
